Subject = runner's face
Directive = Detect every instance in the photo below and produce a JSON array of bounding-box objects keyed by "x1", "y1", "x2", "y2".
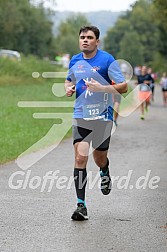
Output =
[
  {"x1": 141, "y1": 66, "x2": 147, "y2": 75},
  {"x1": 79, "y1": 30, "x2": 99, "y2": 54}
]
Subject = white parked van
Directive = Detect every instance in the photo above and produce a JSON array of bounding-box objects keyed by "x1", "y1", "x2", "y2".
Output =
[{"x1": 0, "y1": 49, "x2": 21, "y2": 61}]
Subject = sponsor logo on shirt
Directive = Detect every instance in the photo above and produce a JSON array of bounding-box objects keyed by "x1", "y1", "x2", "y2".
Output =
[{"x1": 91, "y1": 66, "x2": 101, "y2": 72}]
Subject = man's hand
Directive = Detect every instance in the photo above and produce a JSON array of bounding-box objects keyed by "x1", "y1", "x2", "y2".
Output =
[
  {"x1": 83, "y1": 78, "x2": 104, "y2": 92},
  {"x1": 65, "y1": 85, "x2": 75, "y2": 97},
  {"x1": 84, "y1": 78, "x2": 127, "y2": 94}
]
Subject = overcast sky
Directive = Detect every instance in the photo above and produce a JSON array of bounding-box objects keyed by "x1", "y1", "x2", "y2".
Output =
[{"x1": 54, "y1": 0, "x2": 137, "y2": 12}]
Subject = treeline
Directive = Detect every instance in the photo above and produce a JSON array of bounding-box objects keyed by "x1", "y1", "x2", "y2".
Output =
[
  {"x1": 0, "y1": 0, "x2": 55, "y2": 58},
  {"x1": 0, "y1": 0, "x2": 166, "y2": 71},
  {"x1": 0, "y1": 0, "x2": 90, "y2": 59},
  {"x1": 103, "y1": 0, "x2": 167, "y2": 70}
]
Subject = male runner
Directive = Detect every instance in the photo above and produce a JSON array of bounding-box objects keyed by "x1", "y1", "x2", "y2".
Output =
[{"x1": 65, "y1": 26, "x2": 127, "y2": 220}]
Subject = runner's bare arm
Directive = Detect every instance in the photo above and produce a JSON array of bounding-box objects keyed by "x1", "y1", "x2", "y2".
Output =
[
  {"x1": 106, "y1": 81, "x2": 128, "y2": 94},
  {"x1": 84, "y1": 78, "x2": 128, "y2": 94}
]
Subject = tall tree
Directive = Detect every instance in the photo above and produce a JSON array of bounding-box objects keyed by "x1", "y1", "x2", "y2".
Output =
[
  {"x1": 153, "y1": 0, "x2": 167, "y2": 56},
  {"x1": 0, "y1": 0, "x2": 55, "y2": 57},
  {"x1": 128, "y1": 0, "x2": 159, "y2": 63},
  {"x1": 54, "y1": 14, "x2": 90, "y2": 56},
  {"x1": 103, "y1": 0, "x2": 159, "y2": 64},
  {"x1": 117, "y1": 31, "x2": 144, "y2": 67},
  {"x1": 103, "y1": 18, "x2": 130, "y2": 57}
]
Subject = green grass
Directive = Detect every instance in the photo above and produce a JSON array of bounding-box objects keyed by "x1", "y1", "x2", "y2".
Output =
[
  {"x1": 0, "y1": 80, "x2": 74, "y2": 164},
  {"x1": 0, "y1": 55, "x2": 62, "y2": 78},
  {"x1": 0, "y1": 56, "x2": 74, "y2": 164}
]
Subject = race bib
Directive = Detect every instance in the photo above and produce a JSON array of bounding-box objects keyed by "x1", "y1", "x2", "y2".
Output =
[{"x1": 83, "y1": 102, "x2": 106, "y2": 120}]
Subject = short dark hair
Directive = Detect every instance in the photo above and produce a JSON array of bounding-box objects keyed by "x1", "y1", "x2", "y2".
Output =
[{"x1": 79, "y1": 26, "x2": 100, "y2": 39}]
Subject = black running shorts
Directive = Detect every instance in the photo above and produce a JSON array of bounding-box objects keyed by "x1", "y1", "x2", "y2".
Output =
[{"x1": 72, "y1": 119, "x2": 113, "y2": 151}]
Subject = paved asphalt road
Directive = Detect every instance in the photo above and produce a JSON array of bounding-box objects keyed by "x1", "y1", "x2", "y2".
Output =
[{"x1": 0, "y1": 85, "x2": 167, "y2": 252}]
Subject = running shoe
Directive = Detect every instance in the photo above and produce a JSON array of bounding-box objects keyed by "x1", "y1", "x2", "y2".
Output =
[
  {"x1": 100, "y1": 169, "x2": 112, "y2": 195},
  {"x1": 140, "y1": 114, "x2": 145, "y2": 120},
  {"x1": 71, "y1": 203, "x2": 88, "y2": 221}
]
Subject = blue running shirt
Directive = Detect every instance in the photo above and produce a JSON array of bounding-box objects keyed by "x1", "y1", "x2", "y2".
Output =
[{"x1": 66, "y1": 49, "x2": 125, "y2": 120}]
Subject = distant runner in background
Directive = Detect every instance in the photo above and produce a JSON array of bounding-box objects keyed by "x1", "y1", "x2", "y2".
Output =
[
  {"x1": 160, "y1": 72, "x2": 167, "y2": 106},
  {"x1": 137, "y1": 65, "x2": 153, "y2": 120},
  {"x1": 113, "y1": 93, "x2": 122, "y2": 126},
  {"x1": 147, "y1": 67, "x2": 155, "y2": 102},
  {"x1": 112, "y1": 80, "x2": 122, "y2": 126}
]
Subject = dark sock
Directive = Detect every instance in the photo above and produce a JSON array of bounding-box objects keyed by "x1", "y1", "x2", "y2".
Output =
[
  {"x1": 74, "y1": 168, "x2": 87, "y2": 206},
  {"x1": 100, "y1": 158, "x2": 109, "y2": 174}
]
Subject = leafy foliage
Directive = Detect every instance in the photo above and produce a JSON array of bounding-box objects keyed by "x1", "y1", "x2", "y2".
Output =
[
  {"x1": 117, "y1": 31, "x2": 144, "y2": 67},
  {"x1": 0, "y1": 0, "x2": 54, "y2": 57},
  {"x1": 54, "y1": 14, "x2": 90, "y2": 56},
  {"x1": 0, "y1": 0, "x2": 166, "y2": 71},
  {"x1": 153, "y1": 0, "x2": 167, "y2": 56},
  {"x1": 103, "y1": 0, "x2": 165, "y2": 69}
]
